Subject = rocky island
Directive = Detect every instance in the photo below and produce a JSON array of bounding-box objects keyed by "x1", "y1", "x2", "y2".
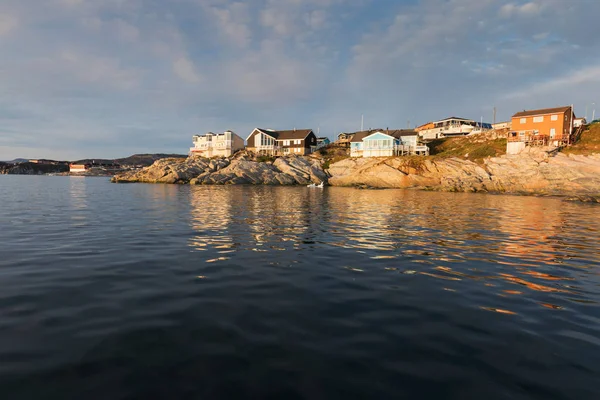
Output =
[{"x1": 111, "y1": 126, "x2": 600, "y2": 199}]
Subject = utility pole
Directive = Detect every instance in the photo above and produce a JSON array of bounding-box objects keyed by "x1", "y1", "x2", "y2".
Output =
[
  {"x1": 493, "y1": 106, "x2": 497, "y2": 125},
  {"x1": 361, "y1": 115, "x2": 364, "y2": 131},
  {"x1": 585, "y1": 104, "x2": 588, "y2": 120},
  {"x1": 593, "y1": 103, "x2": 596, "y2": 121},
  {"x1": 407, "y1": 120, "x2": 410, "y2": 129}
]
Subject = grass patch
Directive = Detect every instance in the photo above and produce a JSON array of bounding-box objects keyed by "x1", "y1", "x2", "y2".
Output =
[
  {"x1": 428, "y1": 136, "x2": 507, "y2": 163},
  {"x1": 561, "y1": 123, "x2": 600, "y2": 155},
  {"x1": 256, "y1": 155, "x2": 276, "y2": 163}
]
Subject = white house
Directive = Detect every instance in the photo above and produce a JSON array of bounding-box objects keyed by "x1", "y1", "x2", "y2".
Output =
[
  {"x1": 573, "y1": 118, "x2": 587, "y2": 128},
  {"x1": 352, "y1": 129, "x2": 429, "y2": 158},
  {"x1": 190, "y1": 130, "x2": 245, "y2": 158},
  {"x1": 419, "y1": 117, "x2": 491, "y2": 140}
]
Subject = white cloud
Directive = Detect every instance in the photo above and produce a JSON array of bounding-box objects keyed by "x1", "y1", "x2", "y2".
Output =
[
  {"x1": 503, "y1": 64, "x2": 600, "y2": 100},
  {"x1": 173, "y1": 57, "x2": 201, "y2": 83},
  {"x1": 500, "y1": 2, "x2": 543, "y2": 18},
  {"x1": 0, "y1": 13, "x2": 18, "y2": 36},
  {"x1": 208, "y1": 2, "x2": 252, "y2": 47}
]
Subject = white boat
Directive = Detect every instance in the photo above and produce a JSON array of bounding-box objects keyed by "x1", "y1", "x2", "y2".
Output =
[
  {"x1": 307, "y1": 182, "x2": 325, "y2": 188},
  {"x1": 307, "y1": 183, "x2": 316, "y2": 188}
]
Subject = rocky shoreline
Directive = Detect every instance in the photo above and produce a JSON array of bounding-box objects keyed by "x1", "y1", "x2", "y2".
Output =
[{"x1": 110, "y1": 150, "x2": 600, "y2": 199}]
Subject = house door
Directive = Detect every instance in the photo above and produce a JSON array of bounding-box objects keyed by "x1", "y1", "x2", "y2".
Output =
[
  {"x1": 255, "y1": 133, "x2": 261, "y2": 147},
  {"x1": 550, "y1": 128, "x2": 556, "y2": 139}
]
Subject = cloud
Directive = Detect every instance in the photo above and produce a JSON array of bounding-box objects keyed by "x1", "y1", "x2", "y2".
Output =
[
  {"x1": 0, "y1": 13, "x2": 18, "y2": 36},
  {"x1": 0, "y1": 0, "x2": 598, "y2": 159},
  {"x1": 500, "y1": 2, "x2": 543, "y2": 18},
  {"x1": 173, "y1": 57, "x2": 201, "y2": 83},
  {"x1": 208, "y1": 2, "x2": 252, "y2": 47}
]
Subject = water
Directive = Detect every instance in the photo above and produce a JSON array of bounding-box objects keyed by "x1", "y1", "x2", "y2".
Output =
[{"x1": 1, "y1": 176, "x2": 599, "y2": 399}]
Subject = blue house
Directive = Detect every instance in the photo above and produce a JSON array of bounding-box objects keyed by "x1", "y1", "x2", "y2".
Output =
[{"x1": 362, "y1": 130, "x2": 429, "y2": 157}]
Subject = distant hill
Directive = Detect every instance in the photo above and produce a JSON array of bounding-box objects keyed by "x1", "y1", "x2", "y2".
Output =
[
  {"x1": 74, "y1": 154, "x2": 187, "y2": 167},
  {"x1": 7, "y1": 158, "x2": 29, "y2": 163}
]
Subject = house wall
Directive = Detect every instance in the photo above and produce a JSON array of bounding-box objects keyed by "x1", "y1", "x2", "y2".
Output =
[
  {"x1": 363, "y1": 132, "x2": 395, "y2": 158},
  {"x1": 246, "y1": 130, "x2": 277, "y2": 153},
  {"x1": 350, "y1": 142, "x2": 363, "y2": 157},
  {"x1": 511, "y1": 111, "x2": 571, "y2": 140},
  {"x1": 399, "y1": 135, "x2": 418, "y2": 146}
]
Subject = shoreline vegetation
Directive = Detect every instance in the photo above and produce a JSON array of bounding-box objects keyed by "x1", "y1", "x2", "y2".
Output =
[{"x1": 110, "y1": 125, "x2": 600, "y2": 201}]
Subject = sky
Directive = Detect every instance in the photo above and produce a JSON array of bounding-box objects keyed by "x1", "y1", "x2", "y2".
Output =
[{"x1": 1, "y1": 0, "x2": 599, "y2": 160}]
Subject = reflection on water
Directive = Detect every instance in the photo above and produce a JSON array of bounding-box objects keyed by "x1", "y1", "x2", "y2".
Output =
[
  {"x1": 186, "y1": 186, "x2": 600, "y2": 315},
  {"x1": 1, "y1": 177, "x2": 600, "y2": 399}
]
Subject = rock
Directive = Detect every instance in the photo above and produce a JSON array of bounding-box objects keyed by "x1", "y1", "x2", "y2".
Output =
[
  {"x1": 273, "y1": 156, "x2": 328, "y2": 184},
  {"x1": 111, "y1": 150, "x2": 600, "y2": 198},
  {"x1": 112, "y1": 157, "x2": 209, "y2": 183},
  {"x1": 112, "y1": 155, "x2": 325, "y2": 186},
  {"x1": 328, "y1": 150, "x2": 600, "y2": 196}
]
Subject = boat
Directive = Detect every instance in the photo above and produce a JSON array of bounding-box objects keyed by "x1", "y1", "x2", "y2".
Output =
[
  {"x1": 307, "y1": 183, "x2": 316, "y2": 188},
  {"x1": 307, "y1": 182, "x2": 325, "y2": 188}
]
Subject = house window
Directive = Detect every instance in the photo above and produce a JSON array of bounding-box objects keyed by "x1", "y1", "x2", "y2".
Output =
[
  {"x1": 520, "y1": 118, "x2": 526, "y2": 124},
  {"x1": 519, "y1": 132, "x2": 525, "y2": 136},
  {"x1": 550, "y1": 128, "x2": 556, "y2": 138},
  {"x1": 283, "y1": 140, "x2": 290, "y2": 146},
  {"x1": 533, "y1": 116, "x2": 544, "y2": 123},
  {"x1": 551, "y1": 115, "x2": 558, "y2": 121},
  {"x1": 295, "y1": 139, "x2": 301, "y2": 145}
]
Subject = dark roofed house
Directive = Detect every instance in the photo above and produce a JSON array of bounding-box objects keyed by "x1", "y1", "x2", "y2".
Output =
[
  {"x1": 246, "y1": 128, "x2": 317, "y2": 156},
  {"x1": 508, "y1": 105, "x2": 574, "y2": 154}
]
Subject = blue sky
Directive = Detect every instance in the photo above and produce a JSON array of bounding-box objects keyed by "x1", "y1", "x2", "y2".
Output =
[{"x1": 1, "y1": 0, "x2": 599, "y2": 160}]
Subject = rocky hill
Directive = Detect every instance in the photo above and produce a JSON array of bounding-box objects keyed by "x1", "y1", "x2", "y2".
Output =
[
  {"x1": 75, "y1": 153, "x2": 187, "y2": 167},
  {"x1": 328, "y1": 148, "x2": 600, "y2": 196},
  {"x1": 112, "y1": 154, "x2": 328, "y2": 185},
  {"x1": 0, "y1": 162, "x2": 69, "y2": 175},
  {"x1": 110, "y1": 139, "x2": 600, "y2": 199}
]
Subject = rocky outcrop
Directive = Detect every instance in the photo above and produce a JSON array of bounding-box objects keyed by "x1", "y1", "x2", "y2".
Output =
[
  {"x1": 328, "y1": 149, "x2": 600, "y2": 196},
  {"x1": 111, "y1": 155, "x2": 327, "y2": 185},
  {"x1": 110, "y1": 149, "x2": 600, "y2": 197}
]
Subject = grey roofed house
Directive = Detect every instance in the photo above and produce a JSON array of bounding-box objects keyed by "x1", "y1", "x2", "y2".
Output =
[
  {"x1": 350, "y1": 129, "x2": 384, "y2": 142},
  {"x1": 512, "y1": 106, "x2": 572, "y2": 118}
]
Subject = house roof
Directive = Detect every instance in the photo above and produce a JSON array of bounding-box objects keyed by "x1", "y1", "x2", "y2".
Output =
[
  {"x1": 512, "y1": 106, "x2": 572, "y2": 118},
  {"x1": 388, "y1": 129, "x2": 418, "y2": 138},
  {"x1": 435, "y1": 117, "x2": 474, "y2": 123},
  {"x1": 276, "y1": 129, "x2": 313, "y2": 140},
  {"x1": 349, "y1": 129, "x2": 384, "y2": 142}
]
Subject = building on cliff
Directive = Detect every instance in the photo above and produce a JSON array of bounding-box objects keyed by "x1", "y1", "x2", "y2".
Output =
[
  {"x1": 70, "y1": 163, "x2": 90, "y2": 173},
  {"x1": 507, "y1": 106, "x2": 574, "y2": 154},
  {"x1": 316, "y1": 137, "x2": 331, "y2": 149},
  {"x1": 351, "y1": 129, "x2": 429, "y2": 158},
  {"x1": 418, "y1": 117, "x2": 491, "y2": 140},
  {"x1": 190, "y1": 131, "x2": 245, "y2": 158},
  {"x1": 246, "y1": 128, "x2": 317, "y2": 156}
]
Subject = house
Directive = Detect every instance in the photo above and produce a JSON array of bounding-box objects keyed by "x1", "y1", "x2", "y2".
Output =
[
  {"x1": 492, "y1": 121, "x2": 512, "y2": 130},
  {"x1": 507, "y1": 106, "x2": 574, "y2": 154},
  {"x1": 336, "y1": 132, "x2": 355, "y2": 148},
  {"x1": 573, "y1": 118, "x2": 587, "y2": 128},
  {"x1": 351, "y1": 129, "x2": 429, "y2": 158},
  {"x1": 246, "y1": 128, "x2": 317, "y2": 156},
  {"x1": 418, "y1": 117, "x2": 485, "y2": 140},
  {"x1": 316, "y1": 137, "x2": 331, "y2": 149},
  {"x1": 70, "y1": 163, "x2": 90, "y2": 173},
  {"x1": 350, "y1": 130, "x2": 380, "y2": 157},
  {"x1": 190, "y1": 130, "x2": 245, "y2": 158}
]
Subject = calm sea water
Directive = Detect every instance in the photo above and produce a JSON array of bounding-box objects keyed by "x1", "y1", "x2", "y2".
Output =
[{"x1": 1, "y1": 176, "x2": 599, "y2": 399}]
